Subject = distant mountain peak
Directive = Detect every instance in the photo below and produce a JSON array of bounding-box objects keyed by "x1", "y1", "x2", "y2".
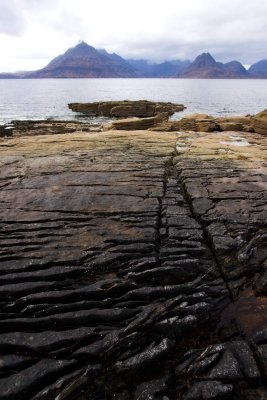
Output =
[
  {"x1": 248, "y1": 59, "x2": 267, "y2": 77},
  {"x1": 65, "y1": 41, "x2": 97, "y2": 55},
  {"x1": 192, "y1": 52, "x2": 217, "y2": 67},
  {"x1": 23, "y1": 41, "x2": 139, "y2": 78},
  {"x1": 0, "y1": 41, "x2": 266, "y2": 79},
  {"x1": 180, "y1": 52, "x2": 249, "y2": 79},
  {"x1": 74, "y1": 40, "x2": 90, "y2": 48}
]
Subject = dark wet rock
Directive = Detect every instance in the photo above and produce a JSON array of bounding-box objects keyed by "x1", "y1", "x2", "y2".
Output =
[
  {"x1": 0, "y1": 359, "x2": 76, "y2": 400},
  {"x1": 0, "y1": 354, "x2": 34, "y2": 376},
  {"x1": 0, "y1": 307, "x2": 137, "y2": 331},
  {"x1": 253, "y1": 271, "x2": 267, "y2": 295},
  {"x1": 0, "y1": 327, "x2": 97, "y2": 355},
  {"x1": 31, "y1": 365, "x2": 101, "y2": 400},
  {"x1": 0, "y1": 124, "x2": 14, "y2": 137},
  {"x1": 184, "y1": 380, "x2": 233, "y2": 400},
  {"x1": 253, "y1": 329, "x2": 267, "y2": 345},
  {"x1": 175, "y1": 344, "x2": 225, "y2": 377},
  {"x1": 206, "y1": 349, "x2": 243, "y2": 381},
  {"x1": 176, "y1": 340, "x2": 262, "y2": 398},
  {"x1": 228, "y1": 341, "x2": 260, "y2": 383},
  {"x1": 0, "y1": 128, "x2": 266, "y2": 399},
  {"x1": 154, "y1": 315, "x2": 198, "y2": 338},
  {"x1": 133, "y1": 374, "x2": 171, "y2": 400},
  {"x1": 126, "y1": 264, "x2": 199, "y2": 284},
  {"x1": 258, "y1": 344, "x2": 267, "y2": 365},
  {"x1": 115, "y1": 338, "x2": 175, "y2": 373}
]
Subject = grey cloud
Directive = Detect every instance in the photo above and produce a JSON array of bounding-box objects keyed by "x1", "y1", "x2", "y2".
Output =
[
  {"x1": 103, "y1": 0, "x2": 267, "y2": 64},
  {"x1": 0, "y1": 1, "x2": 27, "y2": 35},
  {"x1": 2, "y1": 0, "x2": 267, "y2": 69},
  {"x1": 0, "y1": 0, "x2": 84, "y2": 37}
]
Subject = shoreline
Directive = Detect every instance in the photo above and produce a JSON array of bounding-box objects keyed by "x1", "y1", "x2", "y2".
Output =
[{"x1": 0, "y1": 120, "x2": 266, "y2": 398}]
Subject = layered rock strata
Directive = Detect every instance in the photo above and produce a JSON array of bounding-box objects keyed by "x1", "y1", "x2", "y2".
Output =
[
  {"x1": 0, "y1": 128, "x2": 266, "y2": 399},
  {"x1": 68, "y1": 100, "x2": 185, "y2": 117},
  {"x1": 0, "y1": 120, "x2": 102, "y2": 138},
  {"x1": 106, "y1": 112, "x2": 169, "y2": 130},
  {"x1": 152, "y1": 114, "x2": 254, "y2": 133}
]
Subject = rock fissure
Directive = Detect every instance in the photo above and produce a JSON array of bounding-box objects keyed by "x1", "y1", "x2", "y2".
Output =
[
  {"x1": 177, "y1": 171, "x2": 235, "y2": 302},
  {"x1": 0, "y1": 128, "x2": 266, "y2": 399}
]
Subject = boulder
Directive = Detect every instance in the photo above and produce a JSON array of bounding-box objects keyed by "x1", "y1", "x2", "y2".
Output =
[
  {"x1": 216, "y1": 116, "x2": 254, "y2": 132},
  {"x1": 196, "y1": 119, "x2": 217, "y2": 132},
  {"x1": 172, "y1": 117, "x2": 197, "y2": 131},
  {"x1": 107, "y1": 112, "x2": 169, "y2": 130},
  {"x1": 171, "y1": 114, "x2": 215, "y2": 132},
  {"x1": 252, "y1": 109, "x2": 267, "y2": 135},
  {"x1": 168, "y1": 114, "x2": 253, "y2": 133},
  {"x1": 0, "y1": 125, "x2": 13, "y2": 137},
  {"x1": 218, "y1": 122, "x2": 244, "y2": 131},
  {"x1": 68, "y1": 100, "x2": 185, "y2": 117}
]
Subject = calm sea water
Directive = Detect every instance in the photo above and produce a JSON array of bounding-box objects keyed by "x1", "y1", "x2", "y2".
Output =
[{"x1": 0, "y1": 78, "x2": 267, "y2": 124}]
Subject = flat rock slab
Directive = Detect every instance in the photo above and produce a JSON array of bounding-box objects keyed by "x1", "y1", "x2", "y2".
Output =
[
  {"x1": 0, "y1": 128, "x2": 266, "y2": 399},
  {"x1": 68, "y1": 100, "x2": 185, "y2": 117}
]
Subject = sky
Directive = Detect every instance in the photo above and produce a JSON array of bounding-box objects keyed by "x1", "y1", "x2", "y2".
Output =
[{"x1": 1, "y1": 0, "x2": 267, "y2": 72}]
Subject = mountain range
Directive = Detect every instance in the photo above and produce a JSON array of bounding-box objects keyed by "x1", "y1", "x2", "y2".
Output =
[{"x1": 1, "y1": 41, "x2": 267, "y2": 79}]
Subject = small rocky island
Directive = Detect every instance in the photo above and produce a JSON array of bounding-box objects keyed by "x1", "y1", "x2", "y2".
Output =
[
  {"x1": 0, "y1": 100, "x2": 266, "y2": 400},
  {"x1": 68, "y1": 99, "x2": 186, "y2": 117}
]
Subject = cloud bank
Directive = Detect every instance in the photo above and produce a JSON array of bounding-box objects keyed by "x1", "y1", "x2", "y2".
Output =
[{"x1": 1, "y1": 0, "x2": 267, "y2": 72}]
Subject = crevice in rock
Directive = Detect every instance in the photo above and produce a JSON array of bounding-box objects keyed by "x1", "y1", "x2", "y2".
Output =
[{"x1": 175, "y1": 166, "x2": 235, "y2": 303}]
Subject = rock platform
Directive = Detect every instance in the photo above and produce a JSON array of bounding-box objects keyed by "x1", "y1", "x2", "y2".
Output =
[
  {"x1": 0, "y1": 126, "x2": 266, "y2": 399},
  {"x1": 68, "y1": 100, "x2": 185, "y2": 117}
]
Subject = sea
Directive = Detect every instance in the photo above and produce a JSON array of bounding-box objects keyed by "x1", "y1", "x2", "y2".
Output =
[{"x1": 1, "y1": 78, "x2": 267, "y2": 124}]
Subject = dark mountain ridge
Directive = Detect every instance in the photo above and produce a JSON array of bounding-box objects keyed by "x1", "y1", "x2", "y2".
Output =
[
  {"x1": 1, "y1": 42, "x2": 267, "y2": 78},
  {"x1": 179, "y1": 52, "x2": 249, "y2": 78},
  {"x1": 127, "y1": 59, "x2": 191, "y2": 77},
  {"x1": 26, "y1": 41, "x2": 139, "y2": 78},
  {"x1": 248, "y1": 60, "x2": 267, "y2": 78}
]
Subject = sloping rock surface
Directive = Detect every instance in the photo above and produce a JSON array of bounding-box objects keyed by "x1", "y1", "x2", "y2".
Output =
[{"x1": 0, "y1": 128, "x2": 266, "y2": 399}]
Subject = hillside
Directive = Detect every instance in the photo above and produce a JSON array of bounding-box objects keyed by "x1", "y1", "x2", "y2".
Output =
[{"x1": 179, "y1": 52, "x2": 249, "y2": 78}]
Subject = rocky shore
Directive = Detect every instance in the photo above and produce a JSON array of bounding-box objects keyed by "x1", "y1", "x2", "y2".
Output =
[{"x1": 0, "y1": 102, "x2": 266, "y2": 399}]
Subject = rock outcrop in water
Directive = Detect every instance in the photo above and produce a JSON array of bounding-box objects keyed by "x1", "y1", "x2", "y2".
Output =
[
  {"x1": 0, "y1": 121, "x2": 266, "y2": 399},
  {"x1": 68, "y1": 100, "x2": 185, "y2": 117}
]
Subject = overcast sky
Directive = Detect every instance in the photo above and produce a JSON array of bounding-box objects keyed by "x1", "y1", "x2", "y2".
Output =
[{"x1": 1, "y1": 0, "x2": 267, "y2": 72}]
